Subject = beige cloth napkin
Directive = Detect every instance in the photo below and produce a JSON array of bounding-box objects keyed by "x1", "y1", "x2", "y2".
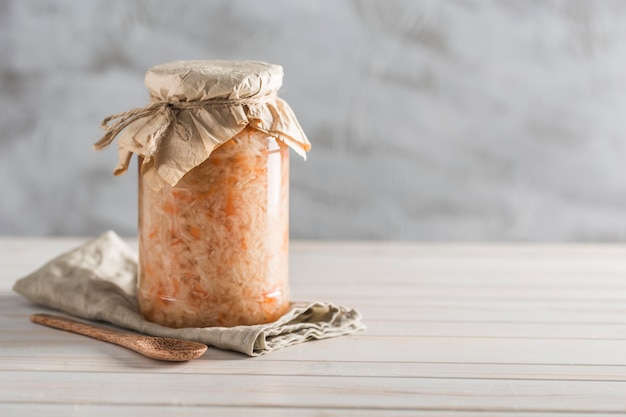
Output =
[{"x1": 12, "y1": 231, "x2": 365, "y2": 356}]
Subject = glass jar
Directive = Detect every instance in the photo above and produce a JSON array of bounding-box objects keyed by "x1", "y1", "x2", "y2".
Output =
[
  {"x1": 94, "y1": 60, "x2": 310, "y2": 328},
  {"x1": 137, "y1": 127, "x2": 290, "y2": 328}
]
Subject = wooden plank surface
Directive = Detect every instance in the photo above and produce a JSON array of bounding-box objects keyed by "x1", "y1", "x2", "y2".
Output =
[{"x1": 2, "y1": 237, "x2": 626, "y2": 415}]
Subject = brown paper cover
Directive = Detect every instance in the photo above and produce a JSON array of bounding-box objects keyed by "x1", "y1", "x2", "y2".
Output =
[{"x1": 96, "y1": 60, "x2": 310, "y2": 186}]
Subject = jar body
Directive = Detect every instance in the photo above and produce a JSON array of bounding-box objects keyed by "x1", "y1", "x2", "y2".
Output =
[{"x1": 137, "y1": 127, "x2": 290, "y2": 328}]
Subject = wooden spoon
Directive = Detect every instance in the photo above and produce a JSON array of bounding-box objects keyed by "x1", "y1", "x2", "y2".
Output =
[{"x1": 30, "y1": 313, "x2": 208, "y2": 362}]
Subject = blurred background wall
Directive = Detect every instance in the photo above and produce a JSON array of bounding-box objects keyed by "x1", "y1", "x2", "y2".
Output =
[{"x1": 2, "y1": 0, "x2": 626, "y2": 240}]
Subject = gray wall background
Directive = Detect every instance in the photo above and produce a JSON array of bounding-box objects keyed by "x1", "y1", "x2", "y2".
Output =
[{"x1": 2, "y1": 0, "x2": 626, "y2": 241}]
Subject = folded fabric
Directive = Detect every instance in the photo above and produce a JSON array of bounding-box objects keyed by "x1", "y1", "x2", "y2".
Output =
[{"x1": 13, "y1": 231, "x2": 365, "y2": 356}]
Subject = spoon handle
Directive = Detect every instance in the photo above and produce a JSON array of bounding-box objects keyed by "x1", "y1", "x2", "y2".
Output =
[{"x1": 31, "y1": 313, "x2": 142, "y2": 350}]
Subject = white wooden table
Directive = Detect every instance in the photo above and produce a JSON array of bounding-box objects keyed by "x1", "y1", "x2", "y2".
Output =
[{"x1": 2, "y1": 238, "x2": 626, "y2": 416}]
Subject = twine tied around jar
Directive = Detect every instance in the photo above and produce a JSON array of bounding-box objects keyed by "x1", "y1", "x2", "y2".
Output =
[{"x1": 93, "y1": 93, "x2": 277, "y2": 164}]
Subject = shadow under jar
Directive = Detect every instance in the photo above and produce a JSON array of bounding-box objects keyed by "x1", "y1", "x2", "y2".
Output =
[{"x1": 138, "y1": 127, "x2": 290, "y2": 328}]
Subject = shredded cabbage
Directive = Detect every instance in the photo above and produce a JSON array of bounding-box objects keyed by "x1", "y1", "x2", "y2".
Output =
[{"x1": 137, "y1": 127, "x2": 290, "y2": 328}]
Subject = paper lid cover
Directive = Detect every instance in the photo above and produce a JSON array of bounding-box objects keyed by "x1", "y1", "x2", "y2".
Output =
[{"x1": 94, "y1": 60, "x2": 310, "y2": 186}]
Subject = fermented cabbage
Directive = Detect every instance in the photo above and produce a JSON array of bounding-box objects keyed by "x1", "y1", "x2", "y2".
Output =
[{"x1": 137, "y1": 127, "x2": 290, "y2": 328}]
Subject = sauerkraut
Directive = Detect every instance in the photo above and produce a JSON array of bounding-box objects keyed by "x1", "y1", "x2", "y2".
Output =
[{"x1": 137, "y1": 127, "x2": 290, "y2": 328}]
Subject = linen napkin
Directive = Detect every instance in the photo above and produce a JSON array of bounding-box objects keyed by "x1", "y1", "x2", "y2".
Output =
[{"x1": 12, "y1": 231, "x2": 365, "y2": 356}]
